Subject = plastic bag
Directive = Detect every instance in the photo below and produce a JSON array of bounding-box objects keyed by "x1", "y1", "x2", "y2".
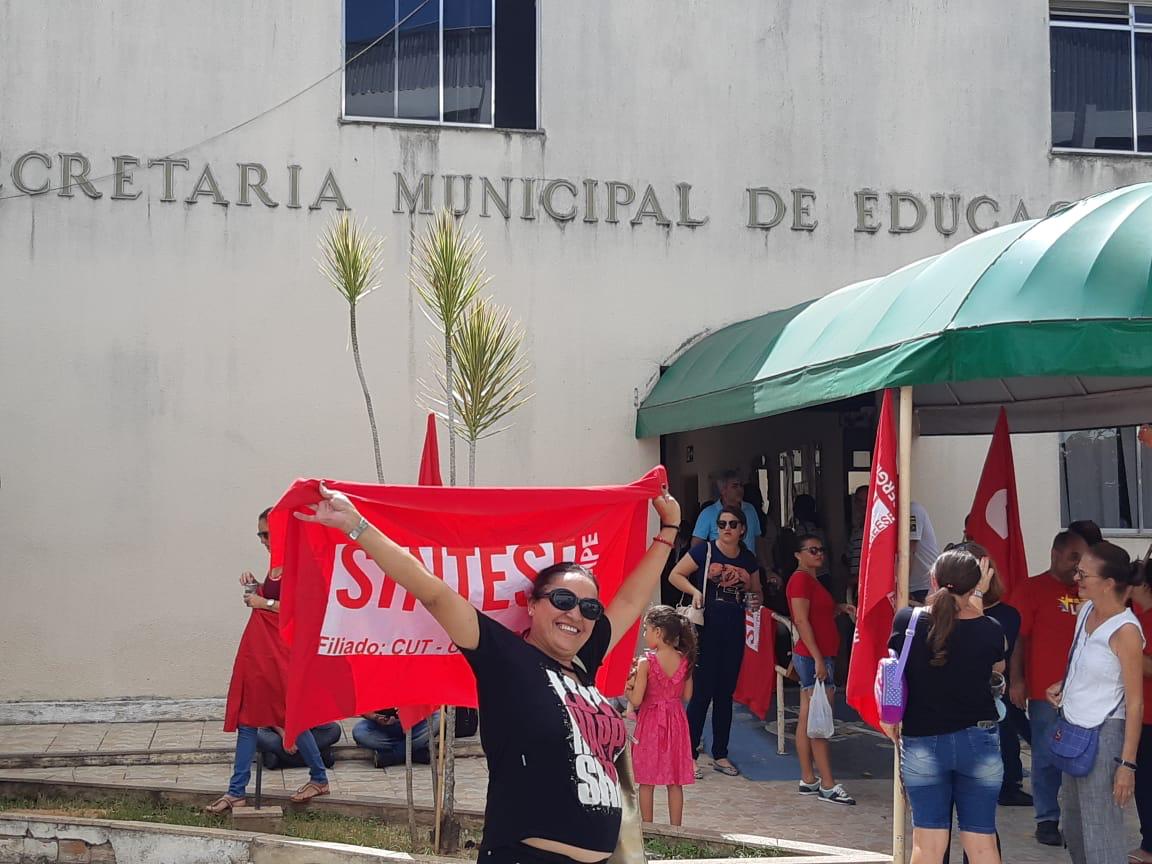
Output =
[{"x1": 807, "y1": 680, "x2": 835, "y2": 739}]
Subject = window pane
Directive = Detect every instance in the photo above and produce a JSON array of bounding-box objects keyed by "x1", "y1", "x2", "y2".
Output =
[
  {"x1": 443, "y1": 0, "x2": 492, "y2": 124},
  {"x1": 1137, "y1": 6, "x2": 1152, "y2": 25},
  {"x1": 398, "y1": 0, "x2": 440, "y2": 121},
  {"x1": 1050, "y1": 26, "x2": 1133, "y2": 150},
  {"x1": 1060, "y1": 427, "x2": 1139, "y2": 530},
  {"x1": 1142, "y1": 432, "x2": 1152, "y2": 529},
  {"x1": 1137, "y1": 34, "x2": 1152, "y2": 151},
  {"x1": 346, "y1": 0, "x2": 397, "y2": 118},
  {"x1": 494, "y1": 0, "x2": 537, "y2": 129}
]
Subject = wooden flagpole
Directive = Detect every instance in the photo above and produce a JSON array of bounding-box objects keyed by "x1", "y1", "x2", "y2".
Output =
[
  {"x1": 892, "y1": 386, "x2": 913, "y2": 863},
  {"x1": 433, "y1": 706, "x2": 448, "y2": 852}
]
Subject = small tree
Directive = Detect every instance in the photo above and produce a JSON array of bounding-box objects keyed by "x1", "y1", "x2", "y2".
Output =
[
  {"x1": 317, "y1": 213, "x2": 386, "y2": 484},
  {"x1": 436, "y1": 296, "x2": 534, "y2": 485},
  {"x1": 318, "y1": 214, "x2": 420, "y2": 846}
]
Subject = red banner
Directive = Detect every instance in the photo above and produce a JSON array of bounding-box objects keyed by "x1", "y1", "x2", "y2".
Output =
[
  {"x1": 734, "y1": 609, "x2": 777, "y2": 721},
  {"x1": 967, "y1": 408, "x2": 1028, "y2": 601},
  {"x1": 270, "y1": 467, "x2": 666, "y2": 740},
  {"x1": 846, "y1": 389, "x2": 899, "y2": 731}
]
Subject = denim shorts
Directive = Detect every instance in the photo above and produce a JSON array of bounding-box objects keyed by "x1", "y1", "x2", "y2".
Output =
[
  {"x1": 900, "y1": 724, "x2": 1003, "y2": 834},
  {"x1": 793, "y1": 654, "x2": 835, "y2": 690}
]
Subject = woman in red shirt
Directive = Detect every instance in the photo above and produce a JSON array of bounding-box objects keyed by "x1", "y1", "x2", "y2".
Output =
[{"x1": 786, "y1": 534, "x2": 857, "y2": 805}]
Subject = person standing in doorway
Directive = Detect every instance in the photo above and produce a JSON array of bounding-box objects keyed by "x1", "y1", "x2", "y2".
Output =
[
  {"x1": 908, "y1": 501, "x2": 940, "y2": 604},
  {"x1": 670, "y1": 505, "x2": 763, "y2": 778},
  {"x1": 1007, "y1": 530, "x2": 1089, "y2": 847},
  {"x1": 786, "y1": 534, "x2": 856, "y2": 805},
  {"x1": 692, "y1": 469, "x2": 762, "y2": 554}
]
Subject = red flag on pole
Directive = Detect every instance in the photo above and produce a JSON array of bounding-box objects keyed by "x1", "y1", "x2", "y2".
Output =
[
  {"x1": 398, "y1": 414, "x2": 445, "y2": 730},
  {"x1": 733, "y1": 608, "x2": 777, "y2": 720},
  {"x1": 846, "y1": 389, "x2": 899, "y2": 731},
  {"x1": 966, "y1": 408, "x2": 1028, "y2": 600}
]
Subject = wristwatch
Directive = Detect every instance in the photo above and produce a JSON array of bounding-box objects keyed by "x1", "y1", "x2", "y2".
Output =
[
  {"x1": 348, "y1": 516, "x2": 369, "y2": 541},
  {"x1": 973, "y1": 589, "x2": 985, "y2": 599},
  {"x1": 265, "y1": 598, "x2": 275, "y2": 609}
]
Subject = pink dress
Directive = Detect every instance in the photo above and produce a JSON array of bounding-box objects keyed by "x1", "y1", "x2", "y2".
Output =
[{"x1": 631, "y1": 651, "x2": 695, "y2": 786}]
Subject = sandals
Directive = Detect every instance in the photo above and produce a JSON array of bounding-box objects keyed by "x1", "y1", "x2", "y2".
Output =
[
  {"x1": 693, "y1": 764, "x2": 704, "y2": 780},
  {"x1": 203, "y1": 795, "x2": 245, "y2": 814},
  {"x1": 712, "y1": 759, "x2": 740, "y2": 777},
  {"x1": 290, "y1": 781, "x2": 330, "y2": 803}
]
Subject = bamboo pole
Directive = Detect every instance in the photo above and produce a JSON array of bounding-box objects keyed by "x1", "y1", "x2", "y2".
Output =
[
  {"x1": 433, "y1": 707, "x2": 448, "y2": 852},
  {"x1": 892, "y1": 386, "x2": 913, "y2": 864}
]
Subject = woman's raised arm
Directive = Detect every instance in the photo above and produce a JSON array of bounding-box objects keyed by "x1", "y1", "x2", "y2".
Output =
[
  {"x1": 604, "y1": 489, "x2": 681, "y2": 652},
  {"x1": 295, "y1": 483, "x2": 481, "y2": 650}
]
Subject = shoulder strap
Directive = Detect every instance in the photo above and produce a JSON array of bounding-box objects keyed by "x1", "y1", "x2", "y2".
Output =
[
  {"x1": 702, "y1": 542, "x2": 712, "y2": 604},
  {"x1": 1061, "y1": 604, "x2": 1091, "y2": 684},
  {"x1": 894, "y1": 607, "x2": 924, "y2": 676}
]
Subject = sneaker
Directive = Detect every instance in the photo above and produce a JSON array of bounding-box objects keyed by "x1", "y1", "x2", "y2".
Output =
[
  {"x1": 798, "y1": 778, "x2": 821, "y2": 796},
  {"x1": 818, "y1": 784, "x2": 856, "y2": 806},
  {"x1": 1036, "y1": 820, "x2": 1063, "y2": 847}
]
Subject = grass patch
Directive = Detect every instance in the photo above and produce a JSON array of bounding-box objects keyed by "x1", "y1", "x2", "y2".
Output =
[{"x1": 0, "y1": 794, "x2": 787, "y2": 859}]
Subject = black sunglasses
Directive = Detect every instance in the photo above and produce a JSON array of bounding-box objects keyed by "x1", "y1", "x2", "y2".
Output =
[
  {"x1": 542, "y1": 588, "x2": 605, "y2": 621},
  {"x1": 717, "y1": 519, "x2": 743, "y2": 529},
  {"x1": 801, "y1": 546, "x2": 826, "y2": 555}
]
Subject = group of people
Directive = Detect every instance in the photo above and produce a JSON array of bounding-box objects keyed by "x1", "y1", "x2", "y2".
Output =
[{"x1": 207, "y1": 476, "x2": 1152, "y2": 864}]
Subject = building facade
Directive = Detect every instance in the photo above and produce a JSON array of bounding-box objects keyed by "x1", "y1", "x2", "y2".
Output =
[{"x1": 2, "y1": 0, "x2": 1150, "y2": 703}]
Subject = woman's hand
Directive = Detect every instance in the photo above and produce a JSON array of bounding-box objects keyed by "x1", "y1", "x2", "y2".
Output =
[
  {"x1": 239, "y1": 571, "x2": 258, "y2": 587},
  {"x1": 653, "y1": 485, "x2": 681, "y2": 527},
  {"x1": 692, "y1": 589, "x2": 705, "y2": 610},
  {"x1": 880, "y1": 721, "x2": 900, "y2": 743},
  {"x1": 977, "y1": 557, "x2": 994, "y2": 595},
  {"x1": 1115, "y1": 764, "x2": 1136, "y2": 806},
  {"x1": 294, "y1": 482, "x2": 363, "y2": 534},
  {"x1": 838, "y1": 603, "x2": 858, "y2": 623},
  {"x1": 243, "y1": 592, "x2": 267, "y2": 609},
  {"x1": 1046, "y1": 682, "x2": 1063, "y2": 709},
  {"x1": 814, "y1": 656, "x2": 828, "y2": 682}
]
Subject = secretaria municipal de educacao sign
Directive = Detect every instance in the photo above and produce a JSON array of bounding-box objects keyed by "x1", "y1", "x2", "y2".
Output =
[{"x1": 0, "y1": 150, "x2": 1073, "y2": 238}]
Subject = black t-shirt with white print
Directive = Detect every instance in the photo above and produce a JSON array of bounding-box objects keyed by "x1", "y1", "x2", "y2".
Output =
[{"x1": 460, "y1": 608, "x2": 627, "y2": 855}]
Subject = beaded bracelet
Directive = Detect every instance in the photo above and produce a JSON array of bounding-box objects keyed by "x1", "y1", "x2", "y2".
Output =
[{"x1": 652, "y1": 535, "x2": 674, "y2": 548}]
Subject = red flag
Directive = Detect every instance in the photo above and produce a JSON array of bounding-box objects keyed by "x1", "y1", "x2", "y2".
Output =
[
  {"x1": 846, "y1": 389, "x2": 899, "y2": 731},
  {"x1": 398, "y1": 415, "x2": 445, "y2": 730},
  {"x1": 273, "y1": 467, "x2": 667, "y2": 741},
  {"x1": 733, "y1": 609, "x2": 776, "y2": 720},
  {"x1": 966, "y1": 408, "x2": 1028, "y2": 600}
]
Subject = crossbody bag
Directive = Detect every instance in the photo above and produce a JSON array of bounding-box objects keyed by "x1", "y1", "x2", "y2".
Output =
[{"x1": 1047, "y1": 607, "x2": 1124, "y2": 777}]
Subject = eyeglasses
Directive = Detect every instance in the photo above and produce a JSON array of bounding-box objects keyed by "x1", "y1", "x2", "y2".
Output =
[
  {"x1": 802, "y1": 546, "x2": 826, "y2": 555},
  {"x1": 256, "y1": 531, "x2": 270, "y2": 542},
  {"x1": 1074, "y1": 566, "x2": 1092, "y2": 581},
  {"x1": 717, "y1": 519, "x2": 743, "y2": 529},
  {"x1": 541, "y1": 588, "x2": 605, "y2": 621}
]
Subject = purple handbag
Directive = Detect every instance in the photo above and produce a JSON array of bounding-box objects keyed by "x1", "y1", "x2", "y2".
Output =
[{"x1": 875, "y1": 607, "x2": 924, "y2": 725}]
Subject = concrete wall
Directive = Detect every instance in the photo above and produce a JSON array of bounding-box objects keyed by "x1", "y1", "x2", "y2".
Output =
[{"x1": 2, "y1": 0, "x2": 1151, "y2": 699}]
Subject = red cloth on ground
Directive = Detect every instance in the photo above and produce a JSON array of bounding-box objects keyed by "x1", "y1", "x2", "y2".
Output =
[
  {"x1": 787, "y1": 570, "x2": 840, "y2": 658},
  {"x1": 631, "y1": 651, "x2": 694, "y2": 786}
]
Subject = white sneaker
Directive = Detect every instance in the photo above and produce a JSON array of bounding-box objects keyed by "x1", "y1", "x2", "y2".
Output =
[{"x1": 798, "y1": 778, "x2": 821, "y2": 795}]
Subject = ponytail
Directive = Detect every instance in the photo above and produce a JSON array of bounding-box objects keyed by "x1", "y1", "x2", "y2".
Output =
[
  {"x1": 925, "y1": 549, "x2": 982, "y2": 667},
  {"x1": 926, "y1": 590, "x2": 959, "y2": 667}
]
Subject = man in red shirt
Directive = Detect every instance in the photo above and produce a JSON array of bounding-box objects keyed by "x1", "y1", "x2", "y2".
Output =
[{"x1": 1009, "y1": 530, "x2": 1089, "y2": 847}]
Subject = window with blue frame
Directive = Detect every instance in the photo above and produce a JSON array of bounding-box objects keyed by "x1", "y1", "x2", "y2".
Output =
[{"x1": 344, "y1": 0, "x2": 537, "y2": 129}]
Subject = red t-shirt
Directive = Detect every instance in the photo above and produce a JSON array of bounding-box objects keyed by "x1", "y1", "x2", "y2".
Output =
[
  {"x1": 1016, "y1": 570, "x2": 1083, "y2": 701},
  {"x1": 786, "y1": 570, "x2": 840, "y2": 658},
  {"x1": 1136, "y1": 603, "x2": 1152, "y2": 725}
]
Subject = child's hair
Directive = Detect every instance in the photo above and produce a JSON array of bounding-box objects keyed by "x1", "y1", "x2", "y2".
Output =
[{"x1": 644, "y1": 604, "x2": 698, "y2": 667}]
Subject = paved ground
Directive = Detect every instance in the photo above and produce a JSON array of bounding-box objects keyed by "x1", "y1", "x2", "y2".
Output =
[{"x1": 0, "y1": 694, "x2": 1142, "y2": 862}]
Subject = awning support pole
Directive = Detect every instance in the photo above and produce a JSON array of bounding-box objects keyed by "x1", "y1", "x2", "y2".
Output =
[{"x1": 892, "y1": 386, "x2": 913, "y2": 863}]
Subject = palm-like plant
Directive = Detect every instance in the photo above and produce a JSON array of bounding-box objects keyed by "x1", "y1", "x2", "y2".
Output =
[
  {"x1": 433, "y1": 297, "x2": 534, "y2": 485},
  {"x1": 317, "y1": 213, "x2": 386, "y2": 484},
  {"x1": 411, "y1": 210, "x2": 488, "y2": 487}
]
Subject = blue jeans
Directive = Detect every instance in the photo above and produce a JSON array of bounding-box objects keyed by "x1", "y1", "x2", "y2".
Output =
[
  {"x1": 227, "y1": 725, "x2": 327, "y2": 797},
  {"x1": 352, "y1": 714, "x2": 436, "y2": 767},
  {"x1": 793, "y1": 654, "x2": 835, "y2": 690},
  {"x1": 901, "y1": 724, "x2": 1003, "y2": 834},
  {"x1": 1027, "y1": 699, "x2": 1063, "y2": 824}
]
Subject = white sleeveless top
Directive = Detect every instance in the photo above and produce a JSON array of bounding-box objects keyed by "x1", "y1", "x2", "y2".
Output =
[{"x1": 1061, "y1": 601, "x2": 1143, "y2": 727}]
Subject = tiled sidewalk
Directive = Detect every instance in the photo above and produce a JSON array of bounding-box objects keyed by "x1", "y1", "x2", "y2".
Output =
[{"x1": 0, "y1": 719, "x2": 1141, "y2": 862}]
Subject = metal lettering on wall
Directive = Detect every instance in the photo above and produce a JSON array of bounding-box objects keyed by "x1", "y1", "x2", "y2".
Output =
[{"x1": 0, "y1": 150, "x2": 1068, "y2": 238}]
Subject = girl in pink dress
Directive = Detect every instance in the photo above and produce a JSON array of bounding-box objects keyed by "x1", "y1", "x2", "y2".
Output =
[{"x1": 627, "y1": 605, "x2": 697, "y2": 825}]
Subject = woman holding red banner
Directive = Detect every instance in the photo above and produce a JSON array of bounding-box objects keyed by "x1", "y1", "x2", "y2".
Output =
[{"x1": 297, "y1": 481, "x2": 680, "y2": 864}]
